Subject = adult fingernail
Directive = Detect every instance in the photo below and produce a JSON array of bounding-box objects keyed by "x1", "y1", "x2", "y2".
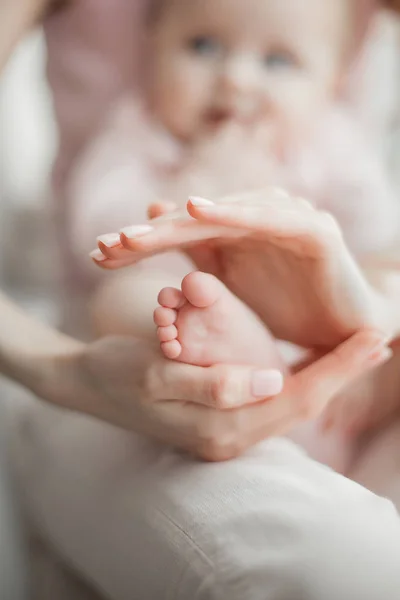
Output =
[
  {"x1": 89, "y1": 249, "x2": 107, "y2": 262},
  {"x1": 120, "y1": 225, "x2": 154, "y2": 239},
  {"x1": 251, "y1": 370, "x2": 284, "y2": 398},
  {"x1": 97, "y1": 233, "x2": 121, "y2": 248},
  {"x1": 189, "y1": 196, "x2": 215, "y2": 207}
]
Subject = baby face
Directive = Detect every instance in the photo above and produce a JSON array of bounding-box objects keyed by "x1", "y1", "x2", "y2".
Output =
[{"x1": 146, "y1": 0, "x2": 352, "y2": 142}]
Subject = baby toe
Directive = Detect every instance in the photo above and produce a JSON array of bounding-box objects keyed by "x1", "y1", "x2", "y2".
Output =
[
  {"x1": 182, "y1": 272, "x2": 223, "y2": 308},
  {"x1": 157, "y1": 325, "x2": 178, "y2": 343},
  {"x1": 154, "y1": 306, "x2": 177, "y2": 327},
  {"x1": 158, "y1": 287, "x2": 186, "y2": 309},
  {"x1": 161, "y1": 340, "x2": 182, "y2": 360}
]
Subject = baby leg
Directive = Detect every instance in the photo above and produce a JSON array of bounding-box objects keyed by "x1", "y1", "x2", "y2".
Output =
[{"x1": 91, "y1": 269, "x2": 183, "y2": 341}]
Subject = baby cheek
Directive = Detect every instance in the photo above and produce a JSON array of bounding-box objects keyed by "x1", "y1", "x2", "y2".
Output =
[
  {"x1": 167, "y1": 63, "x2": 213, "y2": 136},
  {"x1": 269, "y1": 79, "x2": 325, "y2": 129}
]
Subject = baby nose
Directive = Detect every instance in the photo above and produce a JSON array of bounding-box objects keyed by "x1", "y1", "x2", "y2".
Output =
[
  {"x1": 221, "y1": 55, "x2": 259, "y2": 94},
  {"x1": 219, "y1": 56, "x2": 264, "y2": 120}
]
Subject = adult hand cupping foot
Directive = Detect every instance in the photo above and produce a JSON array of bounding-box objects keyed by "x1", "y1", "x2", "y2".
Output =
[
  {"x1": 64, "y1": 331, "x2": 390, "y2": 461},
  {"x1": 92, "y1": 188, "x2": 385, "y2": 349}
]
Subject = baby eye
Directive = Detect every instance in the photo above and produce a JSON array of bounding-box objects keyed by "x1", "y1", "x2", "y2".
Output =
[
  {"x1": 263, "y1": 51, "x2": 297, "y2": 70},
  {"x1": 187, "y1": 36, "x2": 221, "y2": 57}
]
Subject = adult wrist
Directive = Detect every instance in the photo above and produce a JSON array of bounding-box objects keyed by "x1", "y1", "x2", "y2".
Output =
[
  {"x1": 1, "y1": 335, "x2": 85, "y2": 409},
  {"x1": 0, "y1": 292, "x2": 87, "y2": 409}
]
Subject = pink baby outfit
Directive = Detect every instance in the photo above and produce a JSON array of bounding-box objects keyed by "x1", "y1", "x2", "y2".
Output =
[
  {"x1": 45, "y1": 3, "x2": 400, "y2": 285},
  {"x1": 66, "y1": 97, "x2": 400, "y2": 269}
]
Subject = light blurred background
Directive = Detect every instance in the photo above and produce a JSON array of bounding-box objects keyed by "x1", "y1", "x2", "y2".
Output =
[
  {"x1": 1, "y1": 14, "x2": 400, "y2": 324},
  {"x1": 0, "y1": 29, "x2": 59, "y2": 323}
]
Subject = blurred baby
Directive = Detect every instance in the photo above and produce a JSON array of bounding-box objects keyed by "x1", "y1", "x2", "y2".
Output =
[
  {"x1": 71, "y1": 0, "x2": 399, "y2": 259},
  {"x1": 69, "y1": 0, "x2": 399, "y2": 472}
]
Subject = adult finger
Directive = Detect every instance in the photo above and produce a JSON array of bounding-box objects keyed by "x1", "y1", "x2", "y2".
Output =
[
  {"x1": 147, "y1": 202, "x2": 178, "y2": 220},
  {"x1": 188, "y1": 200, "x2": 344, "y2": 259},
  {"x1": 148, "y1": 359, "x2": 284, "y2": 409},
  {"x1": 96, "y1": 234, "x2": 128, "y2": 260},
  {"x1": 119, "y1": 221, "x2": 240, "y2": 254},
  {"x1": 187, "y1": 196, "x2": 334, "y2": 235},
  {"x1": 118, "y1": 188, "x2": 282, "y2": 252},
  {"x1": 236, "y1": 330, "x2": 391, "y2": 443},
  {"x1": 185, "y1": 330, "x2": 392, "y2": 457},
  {"x1": 90, "y1": 251, "x2": 137, "y2": 270},
  {"x1": 115, "y1": 188, "x2": 292, "y2": 255},
  {"x1": 279, "y1": 329, "x2": 391, "y2": 421}
]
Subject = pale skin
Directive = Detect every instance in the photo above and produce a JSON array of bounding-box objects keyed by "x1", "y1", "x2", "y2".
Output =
[
  {"x1": 92, "y1": 188, "x2": 400, "y2": 440},
  {"x1": 86, "y1": 0, "x2": 400, "y2": 456},
  {"x1": 89, "y1": 0, "x2": 397, "y2": 352},
  {"x1": 145, "y1": 0, "x2": 352, "y2": 142},
  {"x1": 2, "y1": 289, "x2": 389, "y2": 461},
  {"x1": 1, "y1": 1, "x2": 391, "y2": 461},
  {"x1": 94, "y1": 190, "x2": 393, "y2": 345}
]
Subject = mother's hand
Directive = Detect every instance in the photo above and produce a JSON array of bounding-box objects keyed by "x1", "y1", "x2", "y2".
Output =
[
  {"x1": 56, "y1": 331, "x2": 389, "y2": 462},
  {"x1": 92, "y1": 189, "x2": 385, "y2": 349}
]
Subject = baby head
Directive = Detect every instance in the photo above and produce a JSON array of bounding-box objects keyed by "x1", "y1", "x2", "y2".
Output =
[{"x1": 144, "y1": 0, "x2": 365, "y2": 143}]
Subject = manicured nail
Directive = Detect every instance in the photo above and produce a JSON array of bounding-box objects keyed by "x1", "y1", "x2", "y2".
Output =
[
  {"x1": 251, "y1": 370, "x2": 284, "y2": 398},
  {"x1": 89, "y1": 249, "x2": 107, "y2": 262},
  {"x1": 188, "y1": 196, "x2": 215, "y2": 207},
  {"x1": 97, "y1": 233, "x2": 121, "y2": 248},
  {"x1": 120, "y1": 225, "x2": 154, "y2": 239}
]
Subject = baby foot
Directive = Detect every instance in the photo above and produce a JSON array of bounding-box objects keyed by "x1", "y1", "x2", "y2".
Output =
[{"x1": 154, "y1": 271, "x2": 284, "y2": 368}]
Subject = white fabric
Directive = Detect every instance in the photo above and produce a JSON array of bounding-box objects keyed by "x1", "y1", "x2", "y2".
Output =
[
  {"x1": 0, "y1": 433, "x2": 27, "y2": 599},
  {"x1": 12, "y1": 401, "x2": 400, "y2": 600}
]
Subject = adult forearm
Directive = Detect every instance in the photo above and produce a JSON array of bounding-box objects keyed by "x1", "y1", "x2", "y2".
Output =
[{"x1": 0, "y1": 292, "x2": 83, "y2": 403}]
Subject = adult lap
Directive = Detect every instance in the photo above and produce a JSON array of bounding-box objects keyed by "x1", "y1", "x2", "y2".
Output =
[{"x1": 12, "y1": 401, "x2": 400, "y2": 600}]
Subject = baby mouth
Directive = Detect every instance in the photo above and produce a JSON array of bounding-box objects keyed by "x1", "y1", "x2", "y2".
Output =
[
  {"x1": 206, "y1": 99, "x2": 259, "y2": 127},
  {"x1": 206, "y1": 107, "x2": 234, "y2": 126}
]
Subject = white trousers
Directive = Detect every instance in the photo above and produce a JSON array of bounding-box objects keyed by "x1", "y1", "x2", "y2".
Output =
[{"x1": 11, "y1": 401, "x2": 400, "y2": 600}]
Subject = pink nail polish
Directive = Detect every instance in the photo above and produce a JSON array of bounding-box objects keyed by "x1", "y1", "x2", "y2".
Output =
[
  {"x1": 251, "y1": 370, "x2": 284, "y2": 398},
  {"x1": 89, "y1": 249, "x2": 107, "y2": 262},
  {"x1": 97, "y1": 233, "x2": 121, "y2": 248},
  {"x1": 188, "y1": 196, "x2": 215, "y2": 207},
  {"x1": 120, "y1": 225, "x2": 154, "y2": 239}
]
